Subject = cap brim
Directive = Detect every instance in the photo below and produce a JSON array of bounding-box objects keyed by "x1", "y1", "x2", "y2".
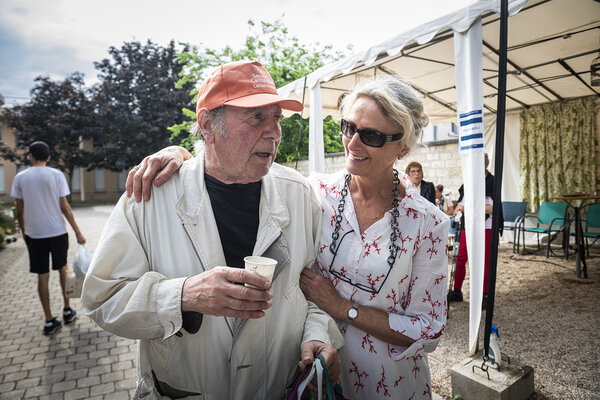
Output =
[{"x1": 224, "y1": 93, "x2": 303, "y2": 112}]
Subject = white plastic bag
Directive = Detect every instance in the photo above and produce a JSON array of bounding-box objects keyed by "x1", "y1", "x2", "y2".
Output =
[
  {"x1": 72, "y1": 244, "x2": 93, "y2": 277},
  {"x1": 65, "y1": 269, "x2": 84, "y2": 298}
]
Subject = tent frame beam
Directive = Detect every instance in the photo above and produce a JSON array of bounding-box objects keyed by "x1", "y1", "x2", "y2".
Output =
[
  {"x1": 483, "y1": 39, "x2": 563, "y2": 102},
  {"x1": 557, "y1": 59, "x2": 600, "y2": 96},
  {"x1": 508, "y1": 25, "x2": 600, "y2": 52},
  {"x1": 378, "y1": 65, "x2": 457, "y2": 114},
  {"x1": 483, "y1": 79, "x2": 530, "y2": 108},
  {"x1": 524, "y1": 48, "x2": 599, "y2": 71}
]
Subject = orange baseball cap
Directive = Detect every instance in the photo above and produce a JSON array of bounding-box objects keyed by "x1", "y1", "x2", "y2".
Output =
[{"x1": 196, "y1": 60, "x2": 303, "y2": 120}]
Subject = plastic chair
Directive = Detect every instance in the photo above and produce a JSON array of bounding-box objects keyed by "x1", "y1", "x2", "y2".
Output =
[
  {"x1": 519, "y1": 201, "x2": 569, "y2": 258},
  {"x1": 583, "y1": 203, "x2": 600, "y2": 255},
  {"x1": 502, "y1": 201, "x2": 527, "y2": 254}
]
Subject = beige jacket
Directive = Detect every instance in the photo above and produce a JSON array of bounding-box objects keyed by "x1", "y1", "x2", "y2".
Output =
[{"x1": 82, "y1": 152, "x2": 343, "y2": 400}]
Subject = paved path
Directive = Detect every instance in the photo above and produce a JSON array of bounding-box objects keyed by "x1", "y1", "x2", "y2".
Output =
[{"x1": 0, "y1": 204, "x2": 137, "y2": 400}]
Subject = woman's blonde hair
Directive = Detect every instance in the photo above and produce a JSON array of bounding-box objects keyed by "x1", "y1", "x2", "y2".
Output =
[{"x1": 340, "y1": 76, "x2": 428, "y2": 153}]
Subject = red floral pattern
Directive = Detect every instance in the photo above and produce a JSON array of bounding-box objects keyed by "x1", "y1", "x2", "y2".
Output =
[
  {"x1": 349, "y1": 361, "x2": 368, "y2": 392},
  {"x1": 376, "y1": 366, "x2": 391, "y2": 397},
  {"x1": 361, "y1": 333, "x2": 377, "y2": 354}
]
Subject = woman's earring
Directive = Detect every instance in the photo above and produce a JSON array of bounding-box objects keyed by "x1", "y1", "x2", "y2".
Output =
[{"x1": 398, "y1": 147, "x2": 409, "y2": 160}]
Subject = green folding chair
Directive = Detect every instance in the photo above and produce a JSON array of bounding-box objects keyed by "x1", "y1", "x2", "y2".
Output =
[
  {"x1": 502, "y1": 201, "x2": 528, "y2": 254},
  {"x1": 583, "y1": 203, "x2": 600, "y2": 256},
  {"x1": 519, "y1": 201, "x2": 569, "y2": 258}
]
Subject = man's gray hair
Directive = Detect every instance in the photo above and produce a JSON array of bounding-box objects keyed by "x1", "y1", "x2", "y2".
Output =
[
  {"x1": 340, "y1": 76, "x2": 429, "y2": 153},
  {"x1": 191, "y1": 106, "x2": 227, "y2": 141}
]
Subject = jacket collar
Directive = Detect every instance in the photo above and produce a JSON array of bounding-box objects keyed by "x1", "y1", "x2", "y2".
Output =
[{"x1": 175, "y1": 143, "x2": 290, "y2": 237}]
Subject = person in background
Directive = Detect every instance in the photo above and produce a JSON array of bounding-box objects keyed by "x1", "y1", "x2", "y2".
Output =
[
  {"x1": 447, "y1": 153, "x2": 502, "y2": 309},
  {"x1": 131, "y1": 75, "x2": 450, "y2": 399},
  {"x1": 405, "y1": 161, "x2": 436, "y2": 204},
  {"x1": 11, "y1": 141, "x2": 86, "y2": 335},
  {"x1": 436, "y1": 184, "x2": 456, "y2": 236},
  {"x1": 435, "y1": 184, "x2": 454, "y2": 215},
  {"x1": 82, "y1": 60, "x2": 342, "y2": 399}
]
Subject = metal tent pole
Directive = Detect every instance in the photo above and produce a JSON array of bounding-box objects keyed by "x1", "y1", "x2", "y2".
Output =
[{"x1": 484, "y1": 0, "x2": 508, "y2": 363}]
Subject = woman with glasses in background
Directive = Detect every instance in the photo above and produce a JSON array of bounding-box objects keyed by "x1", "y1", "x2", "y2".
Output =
[
  {"x1": 126, "y1": 76, "x2": 449, "y2": 399},
  {"x1": 405, "y1": 161, "x2": 436, "y2": 205}
]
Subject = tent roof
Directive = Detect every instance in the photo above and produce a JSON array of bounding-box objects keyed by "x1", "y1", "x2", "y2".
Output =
[{"x1": 279, "y1": 0, "x2": 600, "y2": 123}]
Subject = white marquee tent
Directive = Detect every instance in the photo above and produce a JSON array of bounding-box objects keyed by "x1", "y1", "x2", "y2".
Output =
[{"x1": 278, "y1": 0, "x2": 600, "y2": 354}]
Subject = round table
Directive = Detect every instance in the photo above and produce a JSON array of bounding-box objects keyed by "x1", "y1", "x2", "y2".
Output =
[{"x1": 552, "y1": 194, "x2": 600, "y2": 279}]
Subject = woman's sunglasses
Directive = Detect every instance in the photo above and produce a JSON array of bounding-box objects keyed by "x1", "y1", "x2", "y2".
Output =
[{"x1": 340, "y1": 118, "x2": 404, "y2": 148}]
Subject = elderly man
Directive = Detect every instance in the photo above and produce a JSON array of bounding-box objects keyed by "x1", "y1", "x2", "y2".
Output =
[{"x1": 82, "y1": 61, "x2": 343, "y2": 399}]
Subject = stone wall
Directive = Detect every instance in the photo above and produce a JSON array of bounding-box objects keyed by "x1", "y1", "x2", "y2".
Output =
[{"x1": 282, "y1": 139, "x2": 464, "y2": 200}]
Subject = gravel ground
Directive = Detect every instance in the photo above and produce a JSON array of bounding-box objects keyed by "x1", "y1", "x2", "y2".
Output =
[{"x1": 429, "y1": 242, "x2": 600, "y2": 400}]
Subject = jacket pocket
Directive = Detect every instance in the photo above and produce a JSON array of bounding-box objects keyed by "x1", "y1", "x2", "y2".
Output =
[
  {"x1": 283, "y1": 284, "x2": 308, "y2": 332},
  {"x1": 135, "y1": 373, "x2": 207, "y2": 400},
  {"x1": 148, "y1": 332, "x2": 183, "y2": 372},
  {"x1": 134, "y1": 374, "x2": 161, "y2": 399}
]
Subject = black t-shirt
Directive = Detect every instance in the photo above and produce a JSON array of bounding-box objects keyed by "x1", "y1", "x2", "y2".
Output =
[
  {"x1": 182, "y1": 173, "x2": 262, "y2": 334},
  {"x1": 204, "y1": 173, "x2": 261, "y2": 268}
]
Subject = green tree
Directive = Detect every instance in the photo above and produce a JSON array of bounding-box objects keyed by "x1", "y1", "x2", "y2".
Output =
[
  {"x1": 170, "y1": 19, "x2": 346, "y2": 159},
  {"x1": 0, "y1": 73, "x2": 96, "y2": 185},
  {"x1": 93, "y1": 40, "x2": 195, "y2": 171},
  {"x1": 277, "y1": 115, "x2": 344, "y2": 163}
]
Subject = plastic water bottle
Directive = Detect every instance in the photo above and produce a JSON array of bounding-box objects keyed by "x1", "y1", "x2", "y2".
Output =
[{"x1": 486, "y1": 325, "x2": 501, "y2": 369}]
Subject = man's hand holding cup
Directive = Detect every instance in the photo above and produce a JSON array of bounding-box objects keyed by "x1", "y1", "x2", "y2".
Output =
[{"x1": 181, "y1": 264, "x2": 273, "y2": 319}]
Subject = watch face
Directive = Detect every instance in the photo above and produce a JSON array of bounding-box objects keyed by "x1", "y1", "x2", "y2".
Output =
[{"x1": 348, "y1": 307, "x2": 358, "y2": 320}]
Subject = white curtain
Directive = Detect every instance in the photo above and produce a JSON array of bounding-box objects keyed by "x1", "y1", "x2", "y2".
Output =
[{"x1": 485, "y1": 112, "x2": 521, "y2": 203}]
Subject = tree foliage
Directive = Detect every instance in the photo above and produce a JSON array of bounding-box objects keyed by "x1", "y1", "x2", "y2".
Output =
[
  {"x1": 278, "y1": 115, "x2": 344, "y2": 163},
  {"x1": 170, "y1": 19, "x2": 346, "y2": 159},
  {"x1": 0, "y1": 73, "x2": 95, "y2": 184},
  {"x1": 93, "y1": 40, "x2": 195, "y2": 170}
]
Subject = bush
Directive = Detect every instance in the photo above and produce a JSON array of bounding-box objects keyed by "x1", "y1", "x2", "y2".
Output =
[{"x1": 0, "y1": 204, "x2": 15, "y2": 249}]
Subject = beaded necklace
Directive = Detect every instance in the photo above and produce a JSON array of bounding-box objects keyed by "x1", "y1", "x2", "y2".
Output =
[{"x1": 329, "y1": 169, "x2": 401, "y2": 269}]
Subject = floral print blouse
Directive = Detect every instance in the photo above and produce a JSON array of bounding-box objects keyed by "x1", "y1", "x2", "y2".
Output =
[{"x1": 311, "y1": 170, "x2": 450, "y2": 399}]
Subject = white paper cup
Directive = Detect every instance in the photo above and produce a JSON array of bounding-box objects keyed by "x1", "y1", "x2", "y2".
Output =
[{"x1": 244, "y1": 256, "x2": 277, "y2": 283}]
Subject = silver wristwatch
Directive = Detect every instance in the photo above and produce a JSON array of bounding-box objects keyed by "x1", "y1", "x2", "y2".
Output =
[{"x1": 346, "y1": 301, "x2": 359, "y2": 322}]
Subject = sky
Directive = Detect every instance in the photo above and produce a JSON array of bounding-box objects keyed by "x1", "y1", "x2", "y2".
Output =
[{"x1": 0, "y1": 0, "x2": 475, "y2": 106}]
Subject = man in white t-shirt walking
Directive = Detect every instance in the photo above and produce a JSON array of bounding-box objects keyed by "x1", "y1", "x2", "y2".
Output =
[{"x1": 11, "y1": 141, "x2": 86, "y2": 335}]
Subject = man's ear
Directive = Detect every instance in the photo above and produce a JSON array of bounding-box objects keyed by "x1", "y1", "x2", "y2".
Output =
[{"x1": 198, "y1": 108, "x2": 215, "y2": 144}]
